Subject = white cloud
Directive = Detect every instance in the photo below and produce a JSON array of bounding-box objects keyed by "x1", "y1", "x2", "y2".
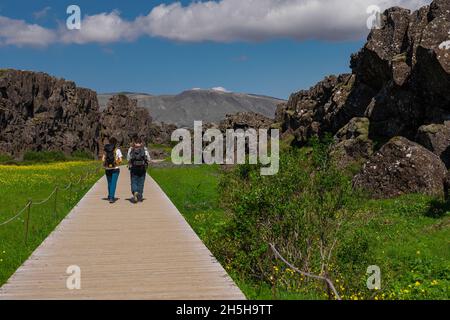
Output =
[
  {"x1": 59, "y1": 10, "x2": 139, "y2": 44},
  {"x1": 0, "y1": 16, "x2": 56, "y2": 47},
  {"x1": 141, "y1": 0, "x2": 430, "y2": 42},
  {"x1": 0, "y1": 0, "x2": 432, "y2": 47},
  {"x1": 33, "y1": 6, "x2": 52, "y2": 20}
]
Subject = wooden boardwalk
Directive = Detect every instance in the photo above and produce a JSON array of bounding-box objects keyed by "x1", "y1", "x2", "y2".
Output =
[{"x1": 0, "y1": 167, "x2": 245, "y2": 300}]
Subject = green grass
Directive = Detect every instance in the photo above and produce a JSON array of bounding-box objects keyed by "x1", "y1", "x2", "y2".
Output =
[
  {"x1": 0, "y1": 154, "x2": 13, "y2": 163},
  {"x1": 150, "y1": 164, "x2": 450, "y2": 300},
  {"x1": 149, "y1": 143, "x2": 172, "y2": 153},
  {"x1": 150, "y1": 165, "x2": 226, "y2": 241},
  {"x1": 0, "y1": 150, "x2": 95, "y2": 166},
  {"x1": 348, "y1": 195, "x2": 450, "y2": 300},
  {"x1": 0, "y1": 161, "x2": 103, "y2": 285}
]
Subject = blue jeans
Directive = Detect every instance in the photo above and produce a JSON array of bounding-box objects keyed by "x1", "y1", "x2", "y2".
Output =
[
  {"x1": 131, "y1": 173, "x2": 146, "y2": 196},
  {"x1": 105, "y1": 169, "x2": 120, "y2": 200}
]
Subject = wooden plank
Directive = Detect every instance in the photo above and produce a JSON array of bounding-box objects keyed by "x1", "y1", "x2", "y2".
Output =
[{"x1": 0, "y1": 167, "x2": 245, "y2": 300}]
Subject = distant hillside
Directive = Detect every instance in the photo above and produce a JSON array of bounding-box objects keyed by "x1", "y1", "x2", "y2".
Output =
[{"x1": 98, "y1": 89, "x2": 285, "y2": 127}]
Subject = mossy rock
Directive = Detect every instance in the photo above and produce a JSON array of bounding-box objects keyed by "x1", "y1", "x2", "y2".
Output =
[
  {"x1": 353, "y1": 117, "x2": 370, "y2": 136},
  {"x1": 270, "y1": 122, "x2": 282, "y2": 130},
  {"x1": 418, "y1": 124, "x2": 443, "y2": 135},
  {"x1": 286, "y1": 110, "x2": 296, "y2": 116},
  {"x1": 334, "y1": 75, "x2": 355, "y2": 92},
  {"x1": 392, "y1": 52, "x2": 407, "y2": 63},
  {"x1": 280, "y1": 133, "x2": 295, "y2": 151},
  {"x1": 0, "y1": 69, "x2": 8, "y2": 78},
  {"x1": 335, "y1": 117, "x2": 370, "y2": 140}
]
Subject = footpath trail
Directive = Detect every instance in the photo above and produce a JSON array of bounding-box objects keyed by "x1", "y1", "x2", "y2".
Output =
[{"x1": 0, "y1": 167, "x2": 245, "y2": 300}]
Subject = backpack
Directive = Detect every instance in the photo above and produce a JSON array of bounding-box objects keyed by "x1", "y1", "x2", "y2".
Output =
[
  {"x1": 104, "y1": 144, "x2": 117, "y2": 168},
  {"x1": 130, "y1": 147, "x2": 147, "y2": 168}
]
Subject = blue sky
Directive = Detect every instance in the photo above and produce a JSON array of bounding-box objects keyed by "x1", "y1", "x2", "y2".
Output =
[{"x1": 0, "y1": 0, "x2": 429, "y2": 99}]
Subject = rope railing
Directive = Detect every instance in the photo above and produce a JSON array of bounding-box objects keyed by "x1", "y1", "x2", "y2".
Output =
[
  {"x1": 0, "y1": 201, "x2": 30, "y2": 227},
  {"x1": 60, "y1": 182, "x2": 73, "y2": 191},
  {"x1": 32, "y1": 187, "x2": 58, "y2": 206},
  {"x1": 0, "y1": 164, "x2": 103, "y2": 243}
]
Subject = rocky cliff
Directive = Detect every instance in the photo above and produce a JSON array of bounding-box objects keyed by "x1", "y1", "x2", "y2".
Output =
[
  {"x1": 277, "y1": 0, "x2": 450, "y2": 198},
  {"x1": 0, "y1": 71, "x2": 176, "y2": 159},
  {"x1": 0, "y1": 69, "x2": 100, "y2": 157},
  {"x1": 100, "y1": 94, "x2": 153, "y2": 149},
  {"x1": 219, "y1": 112, "x2": 274, "y2": 132}
]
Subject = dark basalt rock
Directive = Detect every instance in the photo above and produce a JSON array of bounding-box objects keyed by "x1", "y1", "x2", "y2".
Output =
[
  {"x1": 277, "y1": 0, "x2": 450, "y2": 146},
  {"x1": 100, "y1": 94, "x2": 152, "y2": 149},
  {"x1": 275, "y1": 0, "x2": 450, "y2": 198},
  {"x1": 277, "y1": 72, "x2": 376, "y2": 147},
  {"x1": 354, "y1": 0, "x2": 450, "y2": 139},
  {"x1": 149, "y1": 122, "x2": 178, "y2": 146},
  {"x1": 0, "y1": 70, "x2": 179, "y2": 158},
  {"x1": 0, "y1": 69, "x2": 100, "y2": 158},
  {"x1": 353, "y1": 137, "x2": 448, "y2": 199},
  {"x1": 330, "y1": 117, "x2": 374, "y2": 168},
  {"x1": 416, "y1": 122, "x2": 450, "y2": 167},
  {"x1": 219, "y1": 112, "x2": 274, "y2": 132}
]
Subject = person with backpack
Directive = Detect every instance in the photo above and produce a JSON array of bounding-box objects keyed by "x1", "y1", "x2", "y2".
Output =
[
  {"x1": 102, "y1": 137, "x2": 123, "y2": 204},
  {"x1": 127, "y1": 136, "x2": 151, "y2": 203}
]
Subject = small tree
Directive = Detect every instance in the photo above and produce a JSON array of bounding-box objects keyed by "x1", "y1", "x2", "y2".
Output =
[{"x1": 218, "y1": 137, "x2": 360, "y2": 299}]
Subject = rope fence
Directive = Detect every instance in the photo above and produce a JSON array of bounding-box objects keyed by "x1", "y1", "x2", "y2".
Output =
[
  {"x1": 0, "y1": 202, "x2": 30, "y2": 227},
  {"x1": 0, "y1": 164, "x2": 103, "y2": 244}
]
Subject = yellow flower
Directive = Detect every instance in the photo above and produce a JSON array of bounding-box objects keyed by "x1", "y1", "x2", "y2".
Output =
[
  {"x1": 415, "y1": 281, "x2": 421, "y2": 287},
  {"x1": 431, "y1": 280, "x2": 438, "y2": 286}
]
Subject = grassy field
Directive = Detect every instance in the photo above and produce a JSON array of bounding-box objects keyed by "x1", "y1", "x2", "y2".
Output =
[
  {"x1": 150, "y1": 165, "x2": 226, "y2": 242},
  {"x1": 0, "y1": 161, "x2": 102, "y2": 285},
  {"x1": 150, "y1": 164, "x2": 450, "y2": 300}
]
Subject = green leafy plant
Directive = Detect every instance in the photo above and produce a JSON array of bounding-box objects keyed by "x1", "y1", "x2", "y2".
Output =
[
  {"x1": 71, "y1": 150, "x2": 94, "y2": 160},
  {"x1": 217, "y1": 137, "x2": 362, "y2": 298},
  {"x1": 23, "y1": 151, "x2": 67, "y2": 163}
]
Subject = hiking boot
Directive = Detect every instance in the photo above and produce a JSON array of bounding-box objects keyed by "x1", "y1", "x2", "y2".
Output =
[
  {"x1": 138, "y1": 194, "x2": 143, "y2": 202},
  {"x1": 109, "y1": 198, "x2": 115, "y2": 204},
  {"x1": 133, "y1": 192, "x2": 139, "y2": 203}
]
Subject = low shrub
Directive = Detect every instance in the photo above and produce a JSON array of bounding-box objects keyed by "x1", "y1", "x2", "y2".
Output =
[
  {"x1": 71, "y1": 150, "x2": 94, "y2": 160},
  {"x1": 23, "y1": 151, "x2": 67, "y2": 163},
  {"x1": 0, "y1": 153, "x2": 13, "y2": 163},
  {"x1": 216, "y1": 137, "x2": 364, "y2": 298}
]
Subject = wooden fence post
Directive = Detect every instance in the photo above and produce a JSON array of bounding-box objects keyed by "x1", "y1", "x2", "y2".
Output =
[
  {"x1": 25, "y1": 200, "x2": 32, "y2": 244},
  {"x1": 53, "y1": 187, "x2": 58, "y2": 219}
]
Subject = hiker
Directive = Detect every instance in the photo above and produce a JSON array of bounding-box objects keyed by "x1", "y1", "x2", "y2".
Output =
[
  {"x1": 102, "y1": 137, "x2": 123, "y2": 204},
  {"x1": 127, "y1": 136, "x2": 151, "y2": 203}
]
